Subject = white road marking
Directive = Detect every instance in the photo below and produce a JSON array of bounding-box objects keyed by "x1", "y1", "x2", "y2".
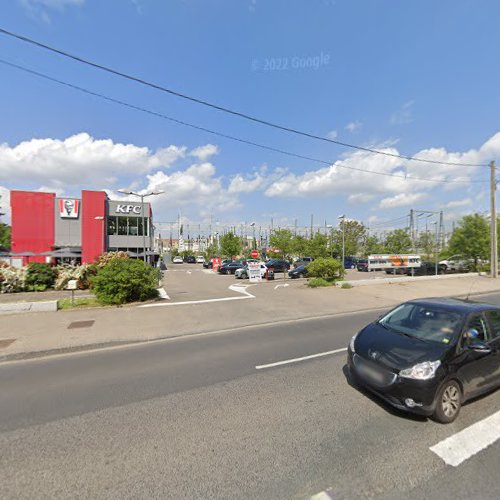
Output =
[
  {"x1": 256, "y1": 347, "x2": 347, "y2": 370},
  {"x1": 430, "y1": 409, "x2": 500, "y2": 466},
  {"x1": 310, "y1": 492, "x2": 336, "y2": 500},
  {"x1": 274, "y1": 283, "x2": 289, "y2": 289},
  {"x1": 186, "y1": 271, "x2": 192, "y2": 274},
  {"x1": 139, "y1": 285, "x2": 255, "y2": 308},
  {"x1": 202, "y1": 269, "x2": 215, "y2": 274},
  {"x1": 157, "y1": 288, "x2": 170, "y2": 300}
]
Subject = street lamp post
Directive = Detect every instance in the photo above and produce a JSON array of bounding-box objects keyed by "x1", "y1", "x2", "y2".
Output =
[
  {"x1": 338, "y1": 215, "x2": 345, "y2": 267},
  {"x1": 118, "y1": 189, "x2": 164, "y2": 263},
  {"x1": 431, "y1": 221, "x2": 438, "y2": 275}
]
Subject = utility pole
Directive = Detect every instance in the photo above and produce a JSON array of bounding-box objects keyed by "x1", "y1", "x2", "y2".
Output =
[
  {"x1": 310, "y1": 214, "x2": 313, "y2": 239},
  {"x1": 490, "y1": 160, "x2": 498, "y2": 278}
]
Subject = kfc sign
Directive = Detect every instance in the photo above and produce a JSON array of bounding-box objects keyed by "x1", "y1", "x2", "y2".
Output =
[
  {"x1": 116, "y1": 204, "x2": 142, "y2": 214},
  {"x1": 59, "y1": 199, "x2": 80, "y2": 218}
]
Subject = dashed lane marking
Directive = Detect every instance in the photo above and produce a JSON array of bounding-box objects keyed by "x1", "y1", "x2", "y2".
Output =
[
  {"x1": 255, "y1": 347, "x2": 347, "y2": 370},
  {"x1": 430, "y1": 409, "x2": 500, "y2": 466}
]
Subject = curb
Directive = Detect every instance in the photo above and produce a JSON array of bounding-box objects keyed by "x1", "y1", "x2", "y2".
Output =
[
  {"x1": 0, "y1": 300, "x2": 58, "y2": 314},
  {"x1": 336, "y1": 272, "x2": 479, "y2": 287}
]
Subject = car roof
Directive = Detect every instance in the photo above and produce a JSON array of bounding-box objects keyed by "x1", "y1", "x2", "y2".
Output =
[{"x1": 407, "y1": 297, "x2": 500, "y2": 313}]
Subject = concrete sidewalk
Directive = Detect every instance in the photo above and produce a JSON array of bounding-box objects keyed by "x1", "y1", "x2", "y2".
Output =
[{"x1": 1, "y1": 275, "x2": 499, "y2": 362}]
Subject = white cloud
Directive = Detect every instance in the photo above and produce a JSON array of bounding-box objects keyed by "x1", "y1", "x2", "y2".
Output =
[
  {"x1": 327, "y1": 130, "x2": 338, "y2": 140},
  {"x1": 143, "y1": 162, "x2": 240, "y2": 216},
  {"x1": 0, "y1": 133, "x2": 186, "y2": 188},
  {"x1": 443, "y1": 198, "x2": 473, "y2": 209},
  {"x1": 345, "y1": 121, "x2": 362, "y2": 133},
  {"x1": 264, "y1": 132, "x2": 500, "y2": 205},
  {"x1": 390, "y1": 100, "x2": 414, "y2": 125},
  {"x1": 348, "y1": 193, "x2": 376, "y2": 204},
  {"x1": 228, "y1": 173, "x2": 266, "y2": 193},
  {"x1": 379, "y1": 192, "x2": 427, "y2": 209},
  {"x1": 20, "y1": 0, "x2": 84, "y2": 21},
  {"x1": 189, "y1": 144, "x2": 219, "y2": 161}
]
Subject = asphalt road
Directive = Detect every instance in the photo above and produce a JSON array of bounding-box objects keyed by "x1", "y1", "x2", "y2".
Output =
[{"x1": 1, "y1": 294, "x2": 500, "y2": 499}]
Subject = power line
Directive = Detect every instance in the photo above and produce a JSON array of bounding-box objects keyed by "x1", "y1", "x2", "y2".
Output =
[
  {"x1": 0, "y1": 26, "x2": 489, "y2": 169},
  {"x1": 0, "y1": 58, "x2": 487, "y2": 186}
]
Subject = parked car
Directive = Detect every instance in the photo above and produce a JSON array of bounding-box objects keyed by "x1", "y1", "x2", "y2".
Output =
[
  {"x1": 406, "y1": 262, "x2": 446, "y2": 276},
  {"x1": 196, "y1": 255, "x2": 205, "y2": 263},
  {"x1": 265, "y1": 259, "x2": 290, "y2": 273},
  {"x1": 344, "y1": 256, "x2": 359, "y2": 269},
  {"x1": 203, "y1": 260, "x2": 212, "y2": 269},
  {"x1": 288, "y1": 264, "x2": 309, "y2": 279},
  {"x1": 356, "y1": 259, "x2": 369, "y2": 272},
  {"x1": 218, "y1": 261, "x2": 244, "y2": 275},
  {"x1": 439, "y1": 255, "x2": 472, "y2": 273},
  {"x1": 185, "y1": 255, "x2": 196, "y2": 264},
  {"x1": 172, "y1": 256, "x2": 183, "y2": 264},
  {"x1": 235, "y1": 263, "x2": 267, "y2": 279},
  {"x1": 384, "y1": 268, "x2": 407, "y2": 275},
  {"x1": 347, "y1": 297, "x2": 500, "y2": 423}
]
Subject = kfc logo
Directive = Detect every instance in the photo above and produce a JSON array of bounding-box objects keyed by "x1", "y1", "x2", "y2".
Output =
[
  {"x1": 59, "y1": 199, "x2": 80, "y2": 218},
  {"x1": 116, "y1": 204, "x2": 142, "y2": 214}
]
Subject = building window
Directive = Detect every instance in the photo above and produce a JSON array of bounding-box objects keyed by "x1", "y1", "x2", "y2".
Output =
[
  {"x1": 107, "y1": 217, "x2": 117, "y2": 236},
  {"x1": 118, "y1": 216, "x2": 128, "y2": 235},
  {"x1": 128, "y1": 217, "x2": 139, "y2": 236}
]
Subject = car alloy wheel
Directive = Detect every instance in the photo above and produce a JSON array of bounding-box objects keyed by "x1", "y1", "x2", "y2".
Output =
[{"x1": 434, "y1": 380, "x2": 461, "y2": 423}]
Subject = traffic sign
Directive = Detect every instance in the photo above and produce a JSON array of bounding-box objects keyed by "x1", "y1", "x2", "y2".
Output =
[{"x1": 251, "y1": 250, "x2": 259, "y2": 258}]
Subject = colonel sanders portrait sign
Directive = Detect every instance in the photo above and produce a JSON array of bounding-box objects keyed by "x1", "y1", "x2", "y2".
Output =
[{"x1": 59, "y1": 199, "x2": 80, "y2": 218}]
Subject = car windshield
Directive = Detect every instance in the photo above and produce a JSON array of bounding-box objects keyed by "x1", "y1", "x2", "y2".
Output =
[{"x1": 379, "y1": 303, "x2": 463, "y2": 344}]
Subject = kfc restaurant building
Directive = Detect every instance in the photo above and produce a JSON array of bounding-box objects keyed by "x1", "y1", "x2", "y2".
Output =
[{"x1": 10, "y1": 190, "x2": 155, "y2": 265}]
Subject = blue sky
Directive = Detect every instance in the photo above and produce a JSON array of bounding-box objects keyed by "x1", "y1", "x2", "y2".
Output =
[{"x1": 0, "y1": 0, "x2": 499, "y2": 234}]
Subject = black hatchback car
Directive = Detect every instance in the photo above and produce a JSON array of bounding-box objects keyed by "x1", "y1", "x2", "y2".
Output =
[
  {"x1": 288, "y1": 264, "x2": 309, "y2": 279},
  {"x1": 265, "y1": 259, "x2": 290, "y2": 273},
  {"x1": 347, "y1": 298, "x2": 500, "y2": 423}
]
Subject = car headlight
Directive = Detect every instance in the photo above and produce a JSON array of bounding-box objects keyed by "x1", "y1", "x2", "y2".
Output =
[
  {"x1": 349, "y1": 333, "x2": 358, "y2": 352},
  {"x1": 399, "y1": 360, "x2": 441, "y2": 380}
]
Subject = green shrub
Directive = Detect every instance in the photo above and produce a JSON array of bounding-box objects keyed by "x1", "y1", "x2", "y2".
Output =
[
  {"x1": 307, "y1": 277, "x2": 337, "y2": 288},
  {"x1": 91, "y1": 259, "x2": 160, "y2": 305},
  {"x1": 25, "y1": 262, "x2": 56, "y2": 291},
  {"x1": 307, "y1": 257, "x2": 344, "y2": 280},
  {"x1": 341, "y1": 282, "x2": 353, "y2": 289}
]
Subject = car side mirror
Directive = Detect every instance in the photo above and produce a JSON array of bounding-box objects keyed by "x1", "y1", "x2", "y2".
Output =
[{"x1": 468, "y1": 341, "x2": 491, "y2": 354}]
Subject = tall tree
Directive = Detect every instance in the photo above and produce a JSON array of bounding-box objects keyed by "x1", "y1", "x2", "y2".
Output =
[
  {"x1": 331, "y1": 220, "x2": 367, "y2": 257},
  {"x1": 306, "y1": 232, "x2": 329, "y2": 258},
  {"x1": 417, "y1": 231, "x2": 436, "y2": 260},
  {"x1": 270, "y1": 229, "x2": 294, "y2": 261},
  {"x1": 384, "y1": 229, "x2": 412, "y2": 254},
  {"x1": 220, "y1": 231, "x2": 242, "y2": 258},
  {"x1": 360, "y1": 234, "x2": 385, "y2": 257},
  {"x1": 448, "y1": 214, "x2": 489, "y2": 270}
]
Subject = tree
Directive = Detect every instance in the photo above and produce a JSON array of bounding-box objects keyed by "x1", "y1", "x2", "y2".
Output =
[
  {"x1": 204, "y1": 241, "x2": 219, "y2": 259},
  {"x1": 306, "y1": 232, "x2": 329, "y2": 259},
  {"x1": 291, "y1": 235, "x2": 308, "y2": 257},
  {"x1": 360, "y1": 235, "x2": 385, "y2": 257},
  {"x1": 220, "y1": 231, "x2": 242, "y2": 258},
  {"x1": 270, "y1": 229, "x2": 294, "y2": 261},
  {"x1": 417, "y1": 231, "x2": 436, "y2": 260},
  {"x1": 384, "y1": 229, "x2": 412, "y2": 254},
  {"x1": 448, "y1": 214, "x2": 489, "y2": 270},
  {"x1": 331, "y1": 220, "x2": 367, "y2": 258},
  {"x1": 0, "y1": 223, "x2": 11, "y2": 250}
]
